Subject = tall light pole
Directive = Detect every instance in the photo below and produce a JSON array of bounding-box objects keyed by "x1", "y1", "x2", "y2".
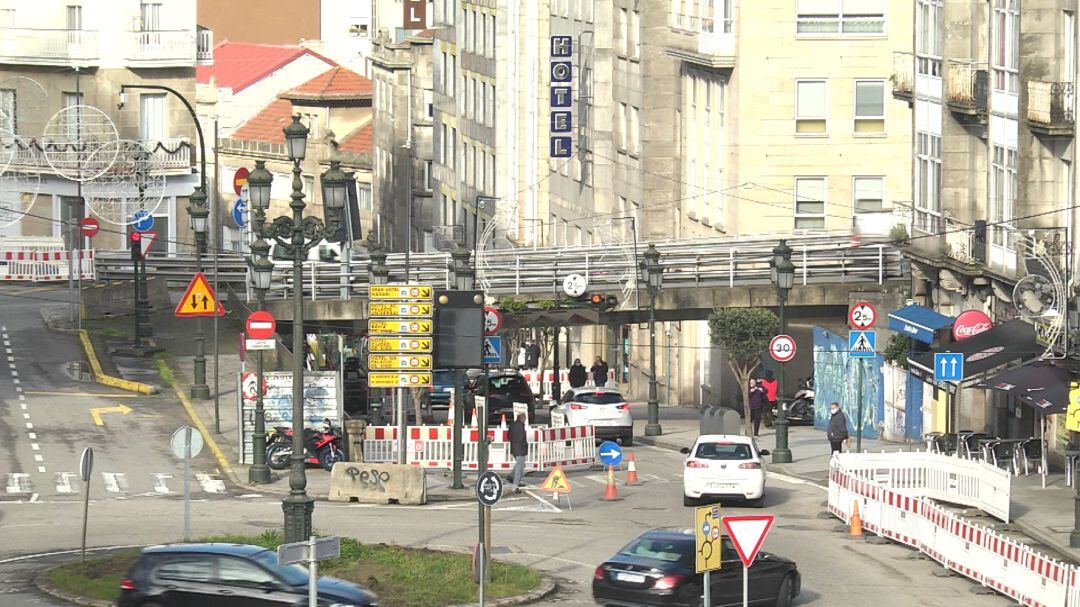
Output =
[
  {"x1": 771, "y1": 240, "x2": 795, "y2": 464},
  {"x1": 643, "y1": 244, "x2": 663, "y2": 437},
  {"x1": 448, "y1": 243, "x2": 474, "y2": 490},
  {"x1": 367, "y1": 238, "x2": 390, "y2": 428},
  {"x1": 253, "y1": 117, "x2": 348, "y2": 543},
  {"x1": 246, "y1": 160, "x2": 274, "y2": 484},
  {"x1": 186, "y1": 188, "x2": 210, "y2": 399}
]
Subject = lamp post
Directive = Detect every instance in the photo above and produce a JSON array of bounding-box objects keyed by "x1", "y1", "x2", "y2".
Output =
[
  {"x1": 367, "y1": 239, "x2": 389, "y2": 427},
  {"x1": 643, "y1": 244, "x2": 663, "y2": 437},
  {"x1": 448, "y1": 243, "x2": 474, "y2": 490},
  {"x1": 771, "y1": 240, "x2": 795, "y2": 464},
  {"x1": 246, "y1": 160, "x2": 274, "y2": 484},
  {"x1": 186, "y1": 188, "x2": 211, "y2": 400},
  {"x1": 252, "y1": 116, "x2": 347, "y2": 543}
]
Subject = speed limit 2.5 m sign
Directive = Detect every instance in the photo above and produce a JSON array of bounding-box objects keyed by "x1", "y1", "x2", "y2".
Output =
[
  {"x1": 849, "y1": 302, "x2": 877, "y2": 329},
  {"x1": 769, "y1": 335, "x2": 797, "y2": 363}
]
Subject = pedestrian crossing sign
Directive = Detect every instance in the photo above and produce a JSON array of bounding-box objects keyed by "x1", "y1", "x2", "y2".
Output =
[
  {"x1": 848, "y1": 330, "x2": 876, "y2": 358},
  {"x1": 175, "y1": 272, "x2": 225, "y2": 317},
  {"x1": 483, "y1": 336, "x2": 503, "y2": 364},
  {"x1": 540, "y1": 465, "x2": 571, "y2": 494}
]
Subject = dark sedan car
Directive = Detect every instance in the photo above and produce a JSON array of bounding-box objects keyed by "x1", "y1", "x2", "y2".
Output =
[
  {"x1": 466, "y1": 371, "x2": 536, "y2": 423},
  {"x1": 117, "y1": 543, "x2": 378, "y2": 607},
  {"x1": 593, "y1": 529, "x2": 799, "y2": 607}
]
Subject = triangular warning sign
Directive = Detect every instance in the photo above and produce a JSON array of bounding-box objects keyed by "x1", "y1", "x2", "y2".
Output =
[
  {"x1": 540, "y1": 465, "x2": 571, "y2": 494},
  {"x1": 138, "y1": 231, "x2": 156, "y2": 258},
  {"x1": 175, "y1": 271, "x2": 225, "y2": 318},
  {"x1": 722, "y1": 515, "x2": 775, "y2": 567}
]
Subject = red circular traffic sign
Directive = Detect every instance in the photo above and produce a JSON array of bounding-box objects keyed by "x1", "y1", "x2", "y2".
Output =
[
  {"x1": 233, "y1": 167, "x2": 249, "y2": 196},
  {"x1": 848, "y1": 302, "x2": 877, "y2": 329},
  {"x1": 483, "y1": 307, "x2": 503, "y2": 335},
  {"x1": 79, "y1": 217, "x2": 100, "y2": 238},
  {"x1": 240, "y1": 371, "x2": 267, "y2": 400},
  {"x1": 246, "y1": 310, "x2": 277, "y2": 340},
  {"x1": 769, "y1": 334, "x2": 797, "y2": 363}
]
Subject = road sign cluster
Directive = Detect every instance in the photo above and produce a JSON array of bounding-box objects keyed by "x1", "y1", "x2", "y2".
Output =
[
  {"x1": 367, "y1": 284, "x2": 434, "y2": 387},
  {"x1": 847, "y1": 301, "x2": 877, "y2": 359}
]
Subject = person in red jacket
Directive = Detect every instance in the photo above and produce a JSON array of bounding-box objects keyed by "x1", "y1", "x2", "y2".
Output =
[{"x1": 761, "y1": 369, "x2": 779, "y2": 413}]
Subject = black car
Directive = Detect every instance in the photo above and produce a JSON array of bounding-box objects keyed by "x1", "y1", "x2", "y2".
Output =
[
  {"x1": 117, "y1": 543, "x2": 378, "y2": 607},
  {"x1": 466, "y1": 371, "x2": 536, "y2": 423},
  {"x1": 593, "y1": 529, "x2": 799, "y2": 607}
]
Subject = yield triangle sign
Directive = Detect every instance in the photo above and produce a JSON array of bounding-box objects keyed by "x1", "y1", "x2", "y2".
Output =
[
  {"x1": 138, "y1": 231, "x2": 156, "y2": 258},
  {"x1": 175, "y1": 271, "x2": 225, "y2": 318},
  {"x1": 722, "y1": 515, "x2": 775, "y2": 567},
  {"x1": 540, "y1": 465, "x2": 571, "y2": 494}
]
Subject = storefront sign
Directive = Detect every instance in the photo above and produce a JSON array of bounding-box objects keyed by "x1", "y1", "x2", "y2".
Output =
[
  {"x1": 953, "y1": 310, "x2": 993, "y2": 341},
  {"x1": 549, "y1": 36, "x2": 573, "y2": 158}
]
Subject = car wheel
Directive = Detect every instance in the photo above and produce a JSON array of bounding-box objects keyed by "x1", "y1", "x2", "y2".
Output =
[
  {"x1": 683, "y1": 494, "x2": 699, "y2": 507},
  {"x1": 774, "y1": 574, "x2": 795, "y2": 607},
  {"x1": 621, "y1": 433, "x2": 634, "y2": 447}
]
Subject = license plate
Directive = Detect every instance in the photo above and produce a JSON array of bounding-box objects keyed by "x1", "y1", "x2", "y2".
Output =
[
  {"x1": 593, "y1": 419, "x2": 619, "y2": 426},
  {"x1": 708, "y1": 482, "x2": 735, "y2": 489},
  {"x1": 615, "y1": 572, "x2": 646, "y2": 583}
]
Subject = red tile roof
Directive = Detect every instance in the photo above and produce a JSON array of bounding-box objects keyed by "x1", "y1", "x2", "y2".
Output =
[
  {"x1": 413, "y1": 29, "x2": 435, "y2": 39},
  {"x1": 196, "y1": 41, "x2": 335, "y2": 93},
  {"x1": 282, "y1": 66, "x2": 373, "y2": 102},
  {"x1": 231, "y1": 98, "x2": 293, "y2": 144},
  {"x1": 338, "y1": 123, "x2": 373, "y2": 154}
]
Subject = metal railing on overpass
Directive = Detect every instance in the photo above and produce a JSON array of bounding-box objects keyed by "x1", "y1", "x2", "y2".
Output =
[{"x1": 94, "y1": 234, "x2": 906, "y2": 304}]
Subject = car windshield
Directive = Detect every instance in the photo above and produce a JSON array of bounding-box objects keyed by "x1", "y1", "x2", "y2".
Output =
[
  {"x1": 618, "y1": 537, "x2": 692, "y2": 563},
  {"x1": 574, "y1": 392, "x2": 624, "y2": 404},
  {"x1": 250, "y1": 550, "x2": 309, "y2": 587},
  {"x1": 694, "y1": 442, "x2": 753, "y2": 460},
  {"x1": 489, "y1": 376, "x2": 526, "y2": 392}
]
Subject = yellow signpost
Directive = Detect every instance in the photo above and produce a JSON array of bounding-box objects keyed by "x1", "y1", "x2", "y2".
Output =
[
  {"x1": 368, "y1": 337, "x2": 433, "y2": 353},
  {"x1": 368, "y1": 302, "x2": 433, "y2": 318},
  {"x1": 695, "y1": 504, "x2": 722, "y2": 573},
  {"x1": 1068, "y1": 382, "x2": 1080, "y2": 433},
  {"x1": 369, "y1": 284, "x2": 434, "y2": 300},
  {"x1": 368, "y1": 319, "x2": 433, "y2": 335},
  {"x1": 368, "y1": 372, "x2": 433, "y2": 388},
  {"x1": 367, "y1": 354, "x2": 433, "y2": 371}
]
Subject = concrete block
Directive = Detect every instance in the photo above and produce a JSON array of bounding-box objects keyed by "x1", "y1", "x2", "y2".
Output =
[
  {"x1": 719, "y1": 409, "x2": 742, "y2": 435},
  {"x1": 328, "y1": 462, "x2": 427, "y2": 505}
]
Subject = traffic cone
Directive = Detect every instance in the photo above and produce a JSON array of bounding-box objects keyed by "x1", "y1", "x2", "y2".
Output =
[
  {"x1": 849, "y1": 500, "x2": 863, "y2": 537},
  {"x1": 470, "y1": 409, "x2": 478, "y2": 427},
  {"x1": 602, "y1": 465, "x2": 619, "y2": 501},
  {"x1": 625, "y1": 452, "x2": 640, "y2": 485},
  {"x1": 500, "y1": 413, "x2": 507, "y2": 430},
  {"x1": 446, "y1": 402, "x2": 455, "y2": 426}
]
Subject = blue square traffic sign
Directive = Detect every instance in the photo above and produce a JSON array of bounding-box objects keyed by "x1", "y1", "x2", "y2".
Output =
[
  {"x1": 848, "y1": 330, "x2": 876, "y2": 358},
  {"x1": 934, "y1": 352, "x2": 964, "y2": 382},
  {"x1": 483, "y1": 336, "x2": 503, "y2": 365}
]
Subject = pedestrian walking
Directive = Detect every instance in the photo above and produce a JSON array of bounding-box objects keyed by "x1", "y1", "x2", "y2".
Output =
[
  {"x1": 568, "y1": 358, "x2": 587, "y2": 389},
  {"x1": 827, "y1": 402, "x2": 850, "y2": 454},
  {"x1": 517, "y1": 345, "x2": 527, "y2": 370},
  {"x1": 525, "y1": 340, "x2": 541, "y2": 370},
  {"x1": 591, "y1": 356, "x2": 609, "y2": 387},
  {"x1": 748, "y1": 379, "x2": 768, "y2": 437},
  {"x1": 510, "y1": 413, "x2": 529, "y2": 490}
]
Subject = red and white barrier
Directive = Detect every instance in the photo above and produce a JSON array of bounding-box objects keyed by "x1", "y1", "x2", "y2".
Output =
[
  {"x1": 0, "y1": 249, "x2": 95, "y2": 282},
  {"x1": 520, "y1": 369, "x2": 618, "y2": 400},
  {"x1": 830, "y1": 452, "x2": 1075, "y2": 606}
]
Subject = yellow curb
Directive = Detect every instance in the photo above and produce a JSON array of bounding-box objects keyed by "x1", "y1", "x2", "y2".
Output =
[
  {"x1": 165, "y1": 373, "x2": 235, "y2": 480},
  {"x1": 77, "y1": 330, "x2": 158, "y2": 395}
]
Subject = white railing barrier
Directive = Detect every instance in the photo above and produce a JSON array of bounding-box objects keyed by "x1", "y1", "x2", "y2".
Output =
[
  {"x1": 830, "y1": 452, "x2": 1076, "y2": 606},
  {"x1": 0, "y1": 249, "x2": 94, "y2": 282}
]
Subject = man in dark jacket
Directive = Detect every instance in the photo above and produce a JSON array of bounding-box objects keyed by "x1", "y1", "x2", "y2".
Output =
[
  {"x1": 525, "y1": 340, "x2": 541, "y2": 370},
  {"x1": 568, "y1": 359, "x2": 587, "y2": 389},
  {"x1": 509, "y1": 413, "x2": 529, "y2": 490},
  {"x1": 591, "y1": 356, "x2": 609, "y2": 387},
  {"x1": 748, "y1": 379, "x2": 768, "y2": 436},
  {"x1": 827, "y1": 402, "x2": 850, "y2": 453}
]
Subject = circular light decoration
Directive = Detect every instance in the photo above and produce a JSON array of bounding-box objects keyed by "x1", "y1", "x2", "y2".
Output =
[
  {"x1": 0, "y1": 154, "x2": 42, "y2": 229},
  {"x1": 82, "y1": 140, "x2": 166, "y2": 226},
  {"x1": 42, "y1": 105, "x2": 119, "y2": 182}
]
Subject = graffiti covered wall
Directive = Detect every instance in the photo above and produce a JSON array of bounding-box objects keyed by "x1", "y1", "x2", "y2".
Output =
[{"x1": 812, "y1": 325, "x2": 884, "y2": 440}]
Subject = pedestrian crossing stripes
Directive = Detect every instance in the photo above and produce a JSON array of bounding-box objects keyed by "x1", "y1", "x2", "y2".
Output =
[{"x1": 1, "y1": 471, "x2": 231, "y2": 500}]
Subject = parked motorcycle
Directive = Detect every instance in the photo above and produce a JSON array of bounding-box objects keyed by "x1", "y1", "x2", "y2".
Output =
[
  {"x1": 780, "y1": 377, "x2": 815, "y2": 424},
  {"x1": 266, "y1": 418, "x2": 346, "y2": 471}
]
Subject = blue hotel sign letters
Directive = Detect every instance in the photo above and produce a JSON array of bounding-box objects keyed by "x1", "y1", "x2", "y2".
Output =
[{"x1": 550, "y1": 36, "x2": 573, "y2": 158}]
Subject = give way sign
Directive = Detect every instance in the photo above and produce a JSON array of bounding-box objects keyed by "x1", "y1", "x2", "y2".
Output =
[{"x1": 722, "y1": 515, "x2": 775, "y2": 567}]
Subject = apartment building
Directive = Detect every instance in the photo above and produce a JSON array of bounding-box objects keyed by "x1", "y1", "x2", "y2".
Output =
[{"x1": 0, "y1": 0, "x2": 212, "y2": 255}]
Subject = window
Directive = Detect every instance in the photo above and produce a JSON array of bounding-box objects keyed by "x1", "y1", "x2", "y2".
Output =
[
  {"x1": 853, "y1": 176, "x2": 884, "y2": 213},
  {"x1": 694, "y1": 442, "x2": 753, "y2": 460},
  {"x1": 140, "y1": 2, "x2": 161, "y2": 31},
  {"x1": 628, "y1": 10, "x2": 640, "y2": 59},
  {"x1": 794, "y1": 177, "x2": 826, "y2": 230},
  {"x1": 616, "y1": 103, "x2": 626, "y2": 150},
  {"x1": 584, "y1": 0, "x2": 593, "y2": 22},
  {"x1": 795, "y1": 80, "x2": 827, "y2": 134},
  {"x1": 62, "y1": 92, "x2": 83, "y2": 138},
  {"x1": 139, "y1": 93, "x2": 166, "y2": 141},
  {"x1": 914, "y1": 131, "x2": 941, "y2": 233},
  {"x1": 156, "y1": 557, "x2": 213, "y2": 582},
  {"x1": 796, "y1": 0, "x2": 885, "y2": 36},
  {"x1": 0, "y1": 89, "x2": 16, "y2": 134},
  {"x1": 916, "y1": 0, "x2": 943, "y2": 76},
  {"x1": 628, "y1": 105, "x2": 640, "y2": 154},
  {"x1": 359, "y1": 183, "x2": 373, "y2": 211},
  {"x1": 448, "y1": 53, "x2": 456, "y2": 96},
  {"x1": 992, "y1": 0, "x2": 1019, "y2": 94},
  {"x1": 66, "y1": 5, "x2": 82, "y2": 30},
  {"x1": 423, "y1": 160, "x2": 433, "y2": 191},
  {"x1": 853, "y1": 80, "x2": 884, "y2": 133},
  {"x1": 990, "y1": 144, "x2": 1018, "y2": 248},
  {"x1": 1065, "y1": 11, "x2": 1076, "y2": 82},
  {"x1": 618, "y1": 9, "x2": 628, "y2": 55},
  {"x1": 424, "y1": 89, "x2": 433, "y2": 119},
  {"x1": 216, "y1": 557, "x2": 275, "y2": 587},
  {"x1": 0, "y1": 8, "x2": 14, "y2": 28}
]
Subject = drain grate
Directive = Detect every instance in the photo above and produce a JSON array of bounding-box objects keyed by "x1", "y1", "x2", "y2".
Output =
[{"x1": 64, "y1": 361, "x2": 93, "y2": 382}]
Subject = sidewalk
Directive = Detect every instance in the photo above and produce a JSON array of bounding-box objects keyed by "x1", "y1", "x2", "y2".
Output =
[{"x1": 638, "y1": 409, "x2": 1080, "y2": 563}]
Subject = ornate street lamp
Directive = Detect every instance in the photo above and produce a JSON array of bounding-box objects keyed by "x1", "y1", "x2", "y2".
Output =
[
  {"x1": 186, "y1": 187, "x2": 210, "y2": 400},
  {"x1": 246, "y1": 161, "x2": 274, "y2": 485},
  {"x1": 447, "y1": 243, "x2": 475, "y2": 490},
  {"x1": 771, "y1": 239, "x2": 795, "y2": 464},
  {"x1": 643, "y1": 243, "x2": 663, "y2": 437}
]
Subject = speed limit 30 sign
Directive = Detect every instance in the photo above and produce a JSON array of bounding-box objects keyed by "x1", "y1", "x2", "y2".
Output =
[
  {"x1": 769, "y1": 335, "x2": 797, "y2": 363},
  {"x1": 849, "y1": 301, "x2": 877, "y2": 329}
]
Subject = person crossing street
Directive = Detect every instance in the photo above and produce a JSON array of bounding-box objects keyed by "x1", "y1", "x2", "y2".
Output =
[
  {"x1": 509, "y1": 413, "x2": 529, "y2": 491},
  {"x1": 827, "y1": 402, "x2": 850, "y2": 454}
]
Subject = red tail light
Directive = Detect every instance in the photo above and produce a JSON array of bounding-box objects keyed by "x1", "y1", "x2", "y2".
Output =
[
  {"x1": 569, "y1": 403, "x2": 585, "y2": 410},
  {"x1": 740, "y1": 462, "x2": 762, "y2": 469},
  {"x1": 428, "y1": 386, "x2": 435, "y2": 393},
  {"x1": 686, "y1": 460, "x2": 708, "y2": 468},
  {"x1": 594, "y1": 566, "x2": 605, "y2": 580},
  {"x1": 654, "y1": 574, "x2": 686, "y2": 590},
  {"x1": 615, "y1": 403, "x2": 629, "y2": 410},
  {"x1": 120, "y1": 577, "x2": 136, "y2": 591}
]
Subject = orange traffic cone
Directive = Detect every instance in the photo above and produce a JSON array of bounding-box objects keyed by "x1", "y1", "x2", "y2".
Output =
[
  {"x1": 626, "y1": 452, "x2": 640, "y2": 485},
  {"x1": 500, "y1": 413, "x2": 507, "y2": 430},
  {"x1": 446, "y1": 402, "x2": 455, "y2": 426},
  {"x1": 602, "y1": 465, "x2": 619, "y2": 501},
  {"x1": 849, "y1": 500, "x2": 863, "y2": 537}
]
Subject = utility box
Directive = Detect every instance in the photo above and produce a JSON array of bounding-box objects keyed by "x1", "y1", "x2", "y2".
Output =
[{"x1": 433, "y1": 289, "x2": 483, "y2": 369}]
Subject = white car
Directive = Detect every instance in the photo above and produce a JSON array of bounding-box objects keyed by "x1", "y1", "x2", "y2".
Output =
[
  {"x1": 551, "y1": 387, "x2": 633, "y2": 445},
  {"x1": 682, "y1": 434, "x2": 768, "y2": 507}
]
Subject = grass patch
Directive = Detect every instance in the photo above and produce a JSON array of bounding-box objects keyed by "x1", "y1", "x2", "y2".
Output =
[
  {"x1": 153, "y1": 354, "x2": 175, "y2": 385},
  {"x1": 44, "y1": 533, "x2": 540, "y2": 607}
]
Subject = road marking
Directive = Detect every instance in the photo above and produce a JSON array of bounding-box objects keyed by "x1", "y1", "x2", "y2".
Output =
[
  {"x1": 24, "y1": 422, "x2": 31, "y2": 429},
  {"x1": 56, "y1": 473, "x2": 78, "y2": 494},
  {"x1": 641, "y1": 473, "x2": 670, "y2": 484},
  {"x1": 237, "y1": 494, "x2": 263, "y2": 499},
  {"x1": 24, "y1": 391, "x2": 142, "y2": 398},
  {"x1": 153, "y1": 474, "x2": 172, "y2": 494},
  {"x1": 17, "y1": 394, "x2": 24, "y2": 401},
  {"x1": 19, "y1": 404, "x2": 26, "y2": 411},
  {"x1": 585, "y1": 474, "x2": 608, "y2": 485},
  {"x1": 12, "y1": 378, "x2": 19, "y2": 384},
  {"x1": 8, "y1": 362, "x2": 15, "y2": 369},
  {"x1": 21, "y1": 413, "x2": 29, "y2": 419},
  {"x1": 33, "y1": 455, "x2": 42, "y2": 462},
  {"x1": 5, "y1": 348, "x2": 11, "y2": 354},
  {"x1": 26, "y1": 432, "x2": 35, "y2": 440},
  {"x1": 6, "y1": 473, "x2": 30, "y2": 494},
  {"x1": 29, "y1": 443, "x2": 39, "y2": 451},
  {"x1": 90, "y1": 404, "x2": 133, "y2": 426},
  {"x1": 766, "y1": 470, "x2": 827, "y2": 491},
  {"x1": 196, "y1": 474, "x2": 226, "y2": 493},
  {"x1": 29, "y1": 493, "x2": 38, "y2": 502},
  {"x1": 102, "y1": 473, "x2": 127, "y2": 493},
  {"x1": 521, "y1": 489, "x2": 563, "y2": 512},
  {"x1": 37, "y1": 466, "x2": 45, "y2": 473}
]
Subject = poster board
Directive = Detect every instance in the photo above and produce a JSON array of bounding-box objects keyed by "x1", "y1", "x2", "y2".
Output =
[{"x1": 237, "y1": 371, "x2": 342, "y2": 465}]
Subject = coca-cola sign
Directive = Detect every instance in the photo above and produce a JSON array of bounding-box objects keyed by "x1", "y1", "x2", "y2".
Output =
[{"x1": 953, "y1": 310, "x2": 993, "y2": 341}]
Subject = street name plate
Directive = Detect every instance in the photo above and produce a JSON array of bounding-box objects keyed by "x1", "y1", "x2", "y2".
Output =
[
  {"x1": 369, "y1": 372, "x2": 433, "y2": 388},
  {"x1": 368, "y1": 302, "x2": 433, "y2": 317},
  {"x1": 368, "y1": 354, "x2": 433, "y2": 370},
  {"x1": 369, "y1": 284, "x2": 434, "y2": 300},
  {"x1": 368, "y1": 319, "x2": 433, "y2": 335},
  {"x1": 276, "y1": 536, "x2": 341, "y2": 565},
  {"x1": 245, "y1": 338, "x2": 276, "y2": 351},
  {"x1": 368, "y1": 337, "x2": 433, "y2": 353}
]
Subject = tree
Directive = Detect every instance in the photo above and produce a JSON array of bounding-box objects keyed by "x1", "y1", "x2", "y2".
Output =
[{"x1": 707, "y1": 307, "x2": 779, "y2": 435}]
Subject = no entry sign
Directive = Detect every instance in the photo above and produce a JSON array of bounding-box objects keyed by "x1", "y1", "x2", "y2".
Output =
[
  {"x1": 246, "y1": 310, "x2": 276, "y2": 340},
  {"x1": 769, "y1": 335, "x2": 796, "y2": 363},
  {"x1": 79, "y1": 217, "x2": 100, "y2": 238}
]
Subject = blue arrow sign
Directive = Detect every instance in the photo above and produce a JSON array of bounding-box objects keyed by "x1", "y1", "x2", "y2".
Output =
[
  {"x1": 132, "y1": 210, "x2": 154, "y2": 232},
  {"x1": 483, "y1": 336, "x2": 502, "y2": 365},
  {"x1": 232, "y1": 198, "x2": 247, "y2": 228},
  {"x1": 848, "y1": 330, "x2": 877, "y2": 358},
  {"x1": 934, "y1": 352, "x2": 964, "y2": 382},
  {"x1": 598, "y1": 441, "x2": 623, "y2": 467}
]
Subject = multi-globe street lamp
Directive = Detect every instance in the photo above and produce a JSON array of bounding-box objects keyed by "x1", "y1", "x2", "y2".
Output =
[
  {"x1": 771, "y1": 240, "x2": 795, "y2": 464},
  {"x1": 643, "y1": 244, "x2": 663, "y2": 437},
  {"x1": 245, "y1": 160, "x2": 274, "y2": 485}
]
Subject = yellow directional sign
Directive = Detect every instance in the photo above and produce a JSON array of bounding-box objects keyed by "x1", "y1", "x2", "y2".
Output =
[
  {"x1": 695, "y1": 505, "x2": 723, "y2": 573},
  {"x1": 1068, "y1": 382, "x2": 1080, "y2": 433},
  {"x1": 368, "y1": 354, "x2": 433, "y2": 370},
  {"x1": 368, "y1": 302, "x2": 433, "y2": 318},
  {"x1": 368, "y1": 337, "x2": 433, "y2": 353},
  {"x1": 368, "y1": 319, "x2": 433, "y2": 335},
  {"x1": 90, "y1": 404, "x2": 133, "y2": 426},
  {"x1": 368, "y1": 372, "x2": 433, "y2": 388},
  {"x1": 540, "y1": 465, "x2": 571, "y2": 494},
  {"x1": 369, "y1": 284, "x2": 434, "y2": 301}
]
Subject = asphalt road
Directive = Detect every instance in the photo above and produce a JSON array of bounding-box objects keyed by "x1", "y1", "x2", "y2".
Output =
[{"x1": 0, "y1": 287, "x2": 1012, "y2": 606}]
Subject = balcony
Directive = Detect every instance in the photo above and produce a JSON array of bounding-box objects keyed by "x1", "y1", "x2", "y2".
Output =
[
  {"x1": 666, "y1": 7, "x2": 735, "y2": 69},
  {"x1": 197, "y1": 26, "x2": 214, "y2": 65},
  {"x1": 127, "y1": 30, "x2": 199, "y2": 66},
  {"x1": 0, "y1": 28, "x2": 98, "y2": 66},
  {"x1": 892, "y1": 51, "x2": 914, "y2": 100},
  {"x1": 7, "y1": 138, "x2": 193, "y2": 177},
  {"x1": 1027, "y1": 80, "x2": 1074, "y2": 137},
  {"x1": 945, "y1": 60, "x2": 988, "y2": 117}
]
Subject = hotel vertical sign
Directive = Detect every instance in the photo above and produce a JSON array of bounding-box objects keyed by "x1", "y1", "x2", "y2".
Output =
[{"x1": 550, "y1": 36, "x2": 573, "y2": 158}]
